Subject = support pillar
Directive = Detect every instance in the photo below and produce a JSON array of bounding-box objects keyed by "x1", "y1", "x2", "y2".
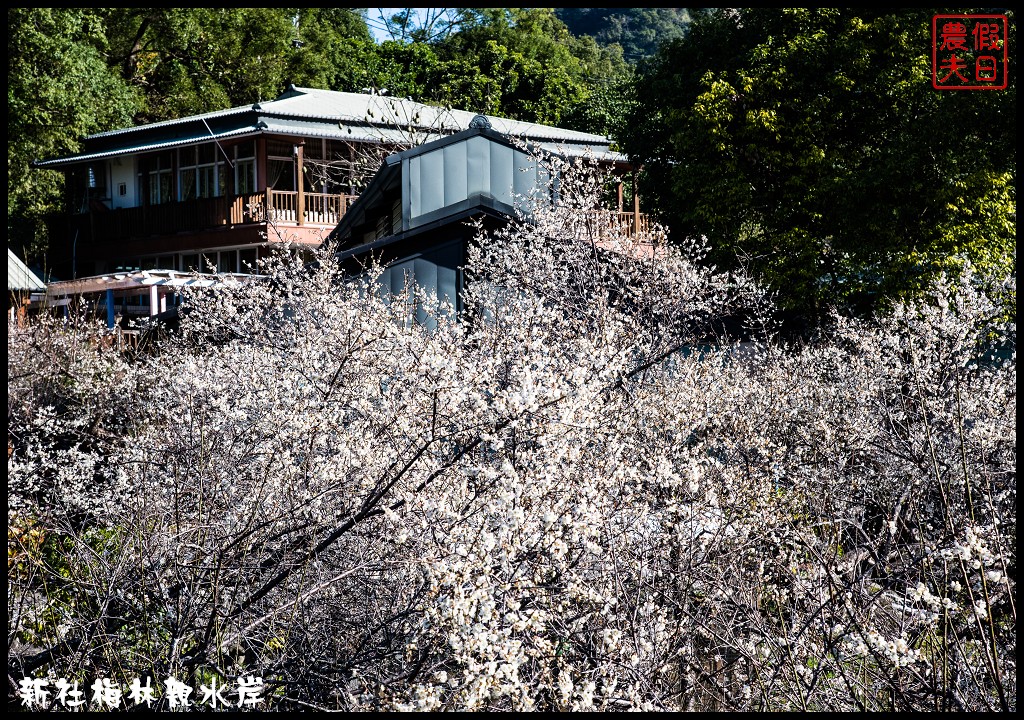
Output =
[
  {"x1": 633, "y1": 172, "x2": 641, "y2": 235},
  {"x1": 295, "y1": 141, "x2": 305, "y2": 226},
  {"x1": 106, "y1": 288, "x2": 115, "y2": 328}
]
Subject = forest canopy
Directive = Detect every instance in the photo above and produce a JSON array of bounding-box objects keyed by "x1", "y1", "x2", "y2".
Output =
[{"x1": 620, "y1": 8, "x2": 1016, "y2": 320}]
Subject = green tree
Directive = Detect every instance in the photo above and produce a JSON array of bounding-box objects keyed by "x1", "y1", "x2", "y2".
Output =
[
  {"x1": 556, "y1": 8, "x2": 692, "y2": 64},
  {"x1": 103, "y1": 8, "x2": 306, "y2": 121},
  {"x1": 285, "y1": 9, "x2": 377, "y2": 93},
  {"x1": 8, "y1": 8, "x2": 140, "y2": 264},
  {"x1": 351, "y1": 39, "x2": 447, "y2": 99},
  {"x1": 341, "y1": 9, "x2": 631, "y2": 133},
  {"x1": 623, "y1": 8, "x2": 1016, "y2": 320},
  {"x1": 433, "y1": 8, "x2": 628, "y2": 128}
]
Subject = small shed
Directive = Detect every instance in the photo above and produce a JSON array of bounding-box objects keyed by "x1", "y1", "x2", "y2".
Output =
[
  {"x1": 8, "y1": 248, "x2": 47, "y2": 323},
  {"x1": 44, "y1": 269, "x2": 267, "y2": 330}
]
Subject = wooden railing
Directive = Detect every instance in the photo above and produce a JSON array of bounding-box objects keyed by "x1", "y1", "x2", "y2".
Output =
[
  {"x1": 74, "y1": 193, "x2": 641, "y2": 244},
  {"x1": 75, "y1": 191, "x2": 358, "y2": 243},
  {"x1": 585, "y1": 210, "x2": 651, "y2": 238}
]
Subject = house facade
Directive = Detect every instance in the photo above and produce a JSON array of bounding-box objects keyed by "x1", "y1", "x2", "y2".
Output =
[{"x1": 33, "y1": 86, "x2": 636, "y2": 282}]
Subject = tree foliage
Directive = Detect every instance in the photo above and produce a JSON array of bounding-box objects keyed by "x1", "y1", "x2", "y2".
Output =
[
  {"x1": 556, "y1": 8, "x2": 692, "y2": 64},
  {"x1": 622, "y1": 8, "x2": 1016, "y2": 320},
  {"x1": 102, "y1": 8, "x2": 374, "y2": 122},
  {"x1": 7, "y1": 8, "x2": 141, "y2": 263},
  {"x1": 371, "y1": 8, "x2": 631, "y2": 130}
]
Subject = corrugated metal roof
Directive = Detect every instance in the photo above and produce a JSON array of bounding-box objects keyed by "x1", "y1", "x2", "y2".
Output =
[
  {"x1": 86, "y1": 105, "x2": 255, "y2": 139},
  {"x1": 34, "y1": 86, "x2": 622, "y2": 167},
  {"x1": 258, "y1": 118, "x2": 625, "y2": 162},
  {"x1": 46, "y1": 269, "x2": 266, "y2": 296},
  {"x1": 8, "y1": 248, "x2": 47, "y2": 292},
  {"x1": 275, "y1": 87, "x2": 610, "y2": 144},
  {"x1": 33, "y1": 127, "x2": 263, "y2": 169}
]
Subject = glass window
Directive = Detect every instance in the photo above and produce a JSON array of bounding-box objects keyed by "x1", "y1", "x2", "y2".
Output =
[
  {"x1": 218, "y1": 250, "x2": 237, "y2": 274},
  {"x1": 239, "y1": 248, "x2": 258, "y2": 273},
  {"x1": 179, "y1": 143, "x2": 227, "y2": 200},
  {"x1": 198, "y1": 166, "x2": 217, "y2": 198},
  {"x1": 142, "y1": 152, "x2": 174, "y2": 205},
  {"x1": 197, "y1": 142, "x2": 215, "y2": 164},
  {"x1": 267, "y1": 139, "x2": 294, "y2": 157},
  {"x1": 267, "y1": 159, "x2": 294, "y2": 191},
  {"x1": 179, "y1": 168, "x2": 197, "y2": 201},
  {"x1": 148, "y1": 169, "x2": 173, "y2": 204},
  {"x1": 234, "y1": 141, "x2": 255, "y2": 160},
  {"x1": 236, "y1": 159, "x2": 256, "y2": 194},
  {"x1": 232, "y1": 142, "x2": 257, "y2": 194},
  {"x1": 304, "y1": 138, "x2": 325, "y2": 160},
  {"x1": 88, "y1": 164, "x2": 108, "y2": 197}
]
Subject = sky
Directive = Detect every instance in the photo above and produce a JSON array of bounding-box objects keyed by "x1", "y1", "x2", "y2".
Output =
[
  {"x1": 363, "y1": 8, "x2": 457, "y2": 43},
  {"x1": 365, "y1": 8, "x2": 421, "y2": 43}
]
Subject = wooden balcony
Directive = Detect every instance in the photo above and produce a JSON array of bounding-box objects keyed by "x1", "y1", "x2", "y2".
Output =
[
  {"x1": 72, "y1": 191, "x2": 358, "y2": 244},
  {"x1": 585, "y1": 209, "x2": 652, "y2": 238}
]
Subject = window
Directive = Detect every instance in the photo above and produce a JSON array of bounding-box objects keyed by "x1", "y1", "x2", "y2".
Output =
[
  {"x1": 239, "y1": 248, "x2": 258, "y2": 273},
  {"x1": 88, "y1": 164, "x2": 108, "y2": 198},
  {"x1": 266, "y1": 139, "x2": 296, "y2": 191},
  {"x1": 217, "y1": 250, "x2": 237, "y2": 274},
  {"x1": 236, "y1": 159, "x2": 256, "y2": 194},
  {"x1": 143, "y1": 151, "x2": 174, "y2": 205},
  {"x1": 233, "y1": 141, "x2": 256, "y2": 195},
  {"x1": 178, "y1": 143, "x2": 227, "y2": 201}
]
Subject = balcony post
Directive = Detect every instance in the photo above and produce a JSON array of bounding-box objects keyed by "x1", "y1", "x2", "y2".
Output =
[
  {"x1": 632, "y1": 171, "x2": 640, "y2": 235},
  {"x1": 106, "y1": 289, "x2": 115, "y2": 329},
  {"x1": 295, "y1": 141, "x2": 305, "y2": 226}
]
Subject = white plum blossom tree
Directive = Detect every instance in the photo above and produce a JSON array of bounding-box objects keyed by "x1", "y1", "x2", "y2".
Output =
[{"x1": 7, "y1": 148, "x2": 1015, "y2": 711}]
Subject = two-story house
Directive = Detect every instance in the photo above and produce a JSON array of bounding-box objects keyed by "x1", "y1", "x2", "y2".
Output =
[{"x1": 33, "y1": 85, "x2": 641, "y2": 283}]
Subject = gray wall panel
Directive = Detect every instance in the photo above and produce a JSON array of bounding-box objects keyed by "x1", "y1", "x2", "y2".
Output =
[
  {"x1": 490, "y1": 143, "x2": 514, "y2": 205},
  {"x1": 414, "y1": 258, "x2": 439, "y2": 329},
  {"x1": 467, "y1": 136, "x2": 490, "y2": 198},
  {"x1": 443, "y1": 142, "x2": 468, "y2": 207},
  {"x1": 418, "y1": 149, "x2": 444, "y2": 216},
  {"x1": 513, "y1": 151, "x2": 537, "y2": 212},
  {"x1": 407, "y1": 156, "x2": 419, "y2": 220},
  {"x1": 391, "y1": 261, "x2": 413, "y2": 297},
  {"x1": 437, "y1": 264, "x2": 457, "y2": 316}
]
